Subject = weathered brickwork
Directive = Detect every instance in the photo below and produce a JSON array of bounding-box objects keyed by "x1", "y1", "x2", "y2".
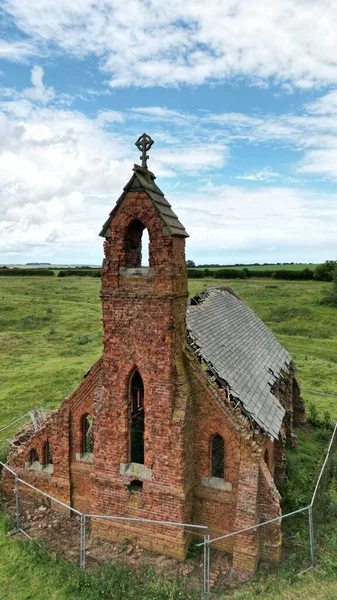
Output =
[{"x1": 3, "y1": 163, "x2": 305, "y2": 575}]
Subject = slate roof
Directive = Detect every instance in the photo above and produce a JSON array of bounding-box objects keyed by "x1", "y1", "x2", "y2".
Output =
[
  {"x1": 100, "y1": 165, "x2": 188, "y2": 238},
  {"x1": 186, "y1": 286, "x2": 290, "y2": 439}
]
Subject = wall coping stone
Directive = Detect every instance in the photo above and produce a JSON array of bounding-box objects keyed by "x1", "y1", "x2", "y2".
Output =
[{"x1": 119, "y1": 267, "x2": 153, "y2": 277}]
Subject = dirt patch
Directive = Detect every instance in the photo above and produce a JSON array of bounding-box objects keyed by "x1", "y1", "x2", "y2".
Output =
[{"x1": 3, "y1": 496, "x2": 240, "y2": 594}]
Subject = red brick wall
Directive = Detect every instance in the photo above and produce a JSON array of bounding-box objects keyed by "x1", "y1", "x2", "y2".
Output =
[
  {"x1": 4, "y1": 359, "x2": 103, "y2": 510},
  {"x1": 258, "y1": 461, "x2": 282, "y2": 563},
  {"x1": 91, "y1": 190, "x2": 191, "y2": 557}
]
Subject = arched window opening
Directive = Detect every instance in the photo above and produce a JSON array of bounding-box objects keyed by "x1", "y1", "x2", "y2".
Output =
[
  {"x1": 125, "y1": 220, "x2": 149, "y2": 268},
  {"x1": 264, "y1": 449, "x2": 270, "y2": 469},
  {"x1": 43, "y1": 441, "x2": 53, "y2": 467},
  {"x1": 81, "y1": 414, "x2": 93, "y2": 454},
  {"x1": 130, "y1": 370, "x2": 144, "y2": 464},
  {"x1": 141, "y1": 228, "x2": 149, "y2": 266},
  {"x1": 29, "y1": 448, "x2": 39, "y2": 465},
  {"x1": 211, "y1": 434, "x2": 225, "y2": 479},
  {"x1": 128, "y1": 479, "x2": 143, "y2": 492}
]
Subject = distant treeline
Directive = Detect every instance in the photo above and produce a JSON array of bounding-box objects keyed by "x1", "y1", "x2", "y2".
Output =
[
  {"x1": 0, "y1": 268, "x2": 54, "y2": 276},
  {"x1": 58, "y1": 269, "x2": 101, "y2": 277},
  {"x1": 0, "y1": 264, "x2": 334, "y2": 283},
  {"x1": 187, "y1": 268, "x2": 315, "y2": 280},
  {"x1": 195, "y1": 262, "x2": 313, "y2": 268},
  {"x1": 0, "y1": 267, "x2": 100, "y2": 277}
]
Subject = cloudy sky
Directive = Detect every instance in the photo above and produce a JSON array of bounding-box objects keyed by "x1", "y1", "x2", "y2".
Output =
[{"x1": 1, "y1": 1, "x2": 337, "y2": 265}]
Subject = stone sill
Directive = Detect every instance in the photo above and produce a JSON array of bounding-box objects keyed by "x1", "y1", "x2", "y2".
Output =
[
  {"x1": 24, "y1": 461, "x2": 54, "y2": 474},
  {"x1": 201, "y1": 477, "x2": 232, "y2": 492},
  {"x1": 43, "y1": 464, "x2": 54, "y2": 474},
  {"x1": 119, "y1": 267, "x2": 153, "y2": 277},
  {"x1": 76, "y1": 452, "x2": 94, "y2": 464},
  {"x1": 120, "y1": 462, "x2": 153, "y2": 480}
]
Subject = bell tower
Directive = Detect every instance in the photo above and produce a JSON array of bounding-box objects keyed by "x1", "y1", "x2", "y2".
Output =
[{"x1": 91, "y1": 135, "x2": 192, "y2": 557}]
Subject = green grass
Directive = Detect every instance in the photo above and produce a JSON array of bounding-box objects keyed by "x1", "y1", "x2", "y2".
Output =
[
  {"x1": 0, "y1": 277, "x2": 102, "y2": 434},
  {"x1": 0, "y1": 276, "x2": 336, "y2": 436},
  {"x1": 0, "y1": 513, "x2": 199, "y2": 600}
]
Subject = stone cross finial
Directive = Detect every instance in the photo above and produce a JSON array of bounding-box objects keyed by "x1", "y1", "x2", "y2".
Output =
[{"x1": 135, "y1": 133, "x2": 154, "y2": 169}]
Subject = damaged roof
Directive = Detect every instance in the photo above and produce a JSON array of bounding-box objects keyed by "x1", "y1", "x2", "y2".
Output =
[
  {"x1": 186, "y1": 286, "x2": 290, "y2": 439},
  {"x1": 100, "y1": 164, "x2": 188, "y2": 238}
]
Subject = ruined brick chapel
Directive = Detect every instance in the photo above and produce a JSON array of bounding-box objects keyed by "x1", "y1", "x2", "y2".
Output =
[{"x1": 5, "y1": 133, "x2": 305, "y2": 574}]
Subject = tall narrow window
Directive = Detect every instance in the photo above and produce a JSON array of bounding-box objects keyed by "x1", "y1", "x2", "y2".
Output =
[
  {"x1": 264, "y1": 449, "x2": 270, "y2": 470},
  {"x1": 42, "y1": 441, "x2": 53, "y2": 467},
  {"x1": 29, "y1": 448, "x2": 39, "y2": 465},
  {"x1": 211, "y1": 434, "x2": 225, "y2": 478},
  {"x1": 125, "y1": 220, "x2": 146, "y2": 268},
  {"x1": 130, "y1": 370, "x2": 144, "y2": 464},
  {"x1": 81, "y1": 414, "x2": 93, "y2": 454}
]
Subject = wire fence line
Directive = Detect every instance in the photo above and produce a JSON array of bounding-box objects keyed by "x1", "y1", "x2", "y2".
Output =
[
  {"x1": 0, "y1": 461, "x2": 208, "y2": 576},
  {"x1": 199, "y1": 422, "x2": 337, "y2": 597},
  {"x1": 0, "y1": 423, "x2": 336, "y2": 598}
]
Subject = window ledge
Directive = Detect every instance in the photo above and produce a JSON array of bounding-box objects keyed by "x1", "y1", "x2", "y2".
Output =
[
  {"x1": 76, "y1": 452, "x2": 94, "y2": 464},
  {"x1": 25, "y1": 461, "x2": 43, "y2": 471},
  {"x1": 119, "y1": 267, "x2": 153, "y2": 277},
  {"x1": 120, "y1": 462, "x2": 153, "y2": 480},
  {"x1": 201, "y1": 477, "x2": 232, "y2": 492},
  {"x1": 43, "y1": 464, "x2": 54, "y2": 474}
]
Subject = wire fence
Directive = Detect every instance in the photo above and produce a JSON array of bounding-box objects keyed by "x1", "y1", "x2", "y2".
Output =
[
  {"x1": 0, "y1": 422, "x2": 336, "y2": 598},
  {"x1": 0, "y1": 409, "x2": 48, "y2": 463},
  {"x1": 0, "y1": 463, "x2": 207, "y2": 583},
  {"x1": 311, "y1": 423, "x2": 337, "y2": 557},
  {"x1": 198, "y1": 422, "x2": 337, "y2": 597}
]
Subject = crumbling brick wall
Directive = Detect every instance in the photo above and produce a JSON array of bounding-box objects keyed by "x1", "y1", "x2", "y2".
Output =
[
  {"x1": 3, "y1": 358, "x2": 103, "y2": 510},
  {"x1": 258, "y1": 461, "x2": 282, "y2": 563}
]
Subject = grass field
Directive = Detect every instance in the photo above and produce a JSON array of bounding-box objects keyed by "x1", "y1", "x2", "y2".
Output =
[
  {"x1": 0, "y1": 275, "x2": 337, "y2": 599},
  {"x1": 1, "y1": 275, "x2": 336, "y2": 432}
]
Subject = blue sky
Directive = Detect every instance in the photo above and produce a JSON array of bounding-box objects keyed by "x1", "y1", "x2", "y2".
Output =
[{"x1": 1, "y1": 1, "x2": 337, "y2": 265}]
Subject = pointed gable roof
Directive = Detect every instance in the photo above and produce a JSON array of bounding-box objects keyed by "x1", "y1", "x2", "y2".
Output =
[{"x1": 99, "y1": 164, "x2": 188, "y2": 238}]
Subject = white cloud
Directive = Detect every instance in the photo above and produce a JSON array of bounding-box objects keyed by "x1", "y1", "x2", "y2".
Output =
[
  {"x1": 306, "y1": 90, "x2": 337, "y2": 115},
  {"x1": 1, "y1": 68, "x2": 337, "y2": 263},
  {"x1": 0, "y1": 39, "x2": 36, "y2": 62},
  {"x1": 236, "y1": 167, "x2": 280, "y2": 182},
  {"x1": 0, "y1": 65, "x2": 55, "y2": 105},
  {"x1": 2, "y1": 0, "x2": 337, "y2": 89},
  {"x1": 0, "y1": 90, "x2": 229, "y2": 260},
  {"x1": 23, "y1": 66, "x2": 54, "y2": 104},
  {"x1": 96, "y1": 110, "x2": 125, "y2": 125},
  {"x1": 130, "y1": 103, "x2": 337, "y2": 180},
  {"x1": 176, "y1": 184, "x2": 337, "y2": 263}
]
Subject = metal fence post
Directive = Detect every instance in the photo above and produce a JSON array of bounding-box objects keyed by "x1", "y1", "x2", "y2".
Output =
[
  {"x1": 202, "y1": 534, "x2": 210, "y2": 599},
  {"x1": 80, "y1": 514, "x2": 86, "y2": 569},
  {"x1": 14, "y1": 475, "x2": 20, "y2": 532},
  {"x1": 308, "y1": 505, "x2": 315, "y2": 567}
]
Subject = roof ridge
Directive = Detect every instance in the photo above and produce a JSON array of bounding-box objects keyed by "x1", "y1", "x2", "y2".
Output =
[{"x1": 99, "y1": 164, "x2": 188, "y2": 238}]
